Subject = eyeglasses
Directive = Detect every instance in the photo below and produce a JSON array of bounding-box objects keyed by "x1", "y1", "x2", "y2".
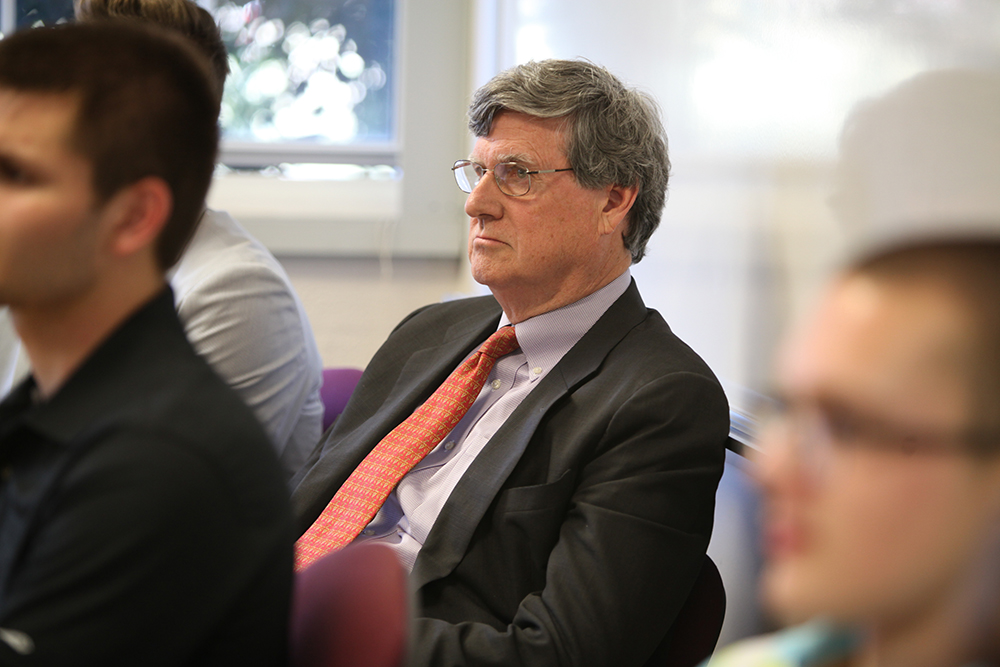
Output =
[
  {"x1": 760, "y1": 397, "x2": 1000, "y2": 474},
  {"x1": 452, "y1": 159, "x2": 574, "y2": 197}
]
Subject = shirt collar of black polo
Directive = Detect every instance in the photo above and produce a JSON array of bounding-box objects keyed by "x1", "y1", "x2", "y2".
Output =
[{"x1": 0, "y1": 287, "x2": 180, "y2": 450}]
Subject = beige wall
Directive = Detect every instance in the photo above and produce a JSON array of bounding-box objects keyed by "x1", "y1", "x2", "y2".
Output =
[{"x1": 280, "y1": 257, "x2": 477, "y2": 370}]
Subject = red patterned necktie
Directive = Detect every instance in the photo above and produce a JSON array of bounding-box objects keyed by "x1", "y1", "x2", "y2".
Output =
[{"x1": 295, "y1": 326, "x2": 519, "y2": 571}]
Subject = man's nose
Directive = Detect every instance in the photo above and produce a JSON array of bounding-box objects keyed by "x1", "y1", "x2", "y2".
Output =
[
  {"x1": 464, "y1": 170, "x2": 504, "y2": 221},
  {"x1": 752, "y1": 412, "x2": 822, "y2": 500}
]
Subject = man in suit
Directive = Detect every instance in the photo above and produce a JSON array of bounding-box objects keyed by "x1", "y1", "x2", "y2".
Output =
[
  {"x1": 292, "y1": 59, "x2": 730, "y2": 667},
  {"x1": 0, "y1": 22, "x2": 292, "y2": 663}
]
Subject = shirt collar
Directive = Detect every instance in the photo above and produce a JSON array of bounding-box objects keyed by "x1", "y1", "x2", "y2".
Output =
[
  {"x1": 499, "y1": 270, "x2": 631, "y2": 380},
  {"x1": 0, "y1": 288, "x2": 180, "y2": 448}
]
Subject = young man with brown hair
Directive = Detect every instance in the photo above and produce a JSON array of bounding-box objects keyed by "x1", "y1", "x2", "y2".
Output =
[{"x1": 0, "y1": 22, "x2": 292, "y2": 664}]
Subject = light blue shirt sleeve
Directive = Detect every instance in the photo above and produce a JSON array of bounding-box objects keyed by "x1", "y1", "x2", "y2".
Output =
[
  {"x1": 0, "y1": 308, "x2": 22, "y2": 398},
  {"x1": 703, "y1": 621, "x2": 862, "y2": 667},
  {"x1": 169, "y1": 209, "x2": 324, "y2": 479}
]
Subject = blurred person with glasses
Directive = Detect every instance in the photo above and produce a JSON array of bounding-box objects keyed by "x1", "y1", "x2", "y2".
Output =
[
  {"x1": 707, "y1": 69, "x2": 1000, "y2": 667},
  {"x1": 292, "y1": 59, "x2": 729, "y2": 667},
  {"x1": 708, "y1": 239, "x2": 1000, "y2": 667}
]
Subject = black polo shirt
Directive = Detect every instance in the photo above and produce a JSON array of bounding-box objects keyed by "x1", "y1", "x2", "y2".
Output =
[{"x1": 0, "y1": 288, "x2": 293, "y2": 665}]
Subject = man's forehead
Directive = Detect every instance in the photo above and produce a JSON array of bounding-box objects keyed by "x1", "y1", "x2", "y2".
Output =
[
  {"x1": 0, "y1": 88, "x2": 92, "y2": 193},
  {"x1": 778, "y1": 273, "x2": 973, "y2": 419},
  {"x1": 0, "y1": 88, "x2": 80, "y2": 141},
  {"x1": 472, "y1": 111, "x2": 569, "y2": 163},
  {"x1": 469, "y1": 146, "x2": 532, "y2": 165}
]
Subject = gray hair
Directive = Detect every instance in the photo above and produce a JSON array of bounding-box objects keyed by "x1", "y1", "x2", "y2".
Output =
[{"x1": 468, "y1": 59, "x2": 669, "y2": 263}]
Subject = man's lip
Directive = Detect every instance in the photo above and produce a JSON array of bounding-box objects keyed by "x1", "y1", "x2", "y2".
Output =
[
  {"x1": 763, "y1": 516, "x2": 808, "y2": 559},
  {"x1": 472, "y1": 234, "x2": 505, "y2": 245}
]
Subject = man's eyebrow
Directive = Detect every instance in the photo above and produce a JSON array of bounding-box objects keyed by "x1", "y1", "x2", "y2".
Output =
[
  {"x1": 468, "y1": 152, "x2": 534, "y2": 167},
  {"x1": 496, "y1": 152, "x2": 533, "y2": 165}
]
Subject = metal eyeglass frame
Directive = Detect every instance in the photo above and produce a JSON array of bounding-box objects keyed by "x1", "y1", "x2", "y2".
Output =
[{"x1": 452, "y1": 159, "x2": 574, "y2": 197}]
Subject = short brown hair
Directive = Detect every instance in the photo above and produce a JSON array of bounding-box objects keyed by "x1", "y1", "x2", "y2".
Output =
[
  {"x1": 852, "y1": 239, "x2": 1000, "y2": 451},
  {"x1": 76, "y1": 0, "x2": 229, "y2": 102},
  {"x1": 0, "y1": 21, "x2": 220, "y2": 271}
]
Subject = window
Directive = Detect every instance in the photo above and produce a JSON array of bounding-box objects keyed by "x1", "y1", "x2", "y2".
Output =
[
  {"x1": 3, "y1": 0, "x2": 398, "y2": 167},
  {"x1": 219, "y1": 1, "x2": 393, "y2": 140},
  {"x1": 487, "y1": 0, "x2": 1000, "y2": 424},
  {"x1": 12, "y1": 0, "x2": 72, "y2": 28},
  {"x1": 213, "y1": 0, "x2": 398, "y2": 166},
  {"x1": 0, "y1": 0, "x2": 470, "y2": 258}
]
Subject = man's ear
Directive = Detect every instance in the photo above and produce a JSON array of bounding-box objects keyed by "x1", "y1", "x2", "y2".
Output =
[
  {"x1": 104, "y1": 177, "x2": 174, "y2": 259},
  {"x1": 599, "y1": 183, "x2": 639, "y2": 236}
]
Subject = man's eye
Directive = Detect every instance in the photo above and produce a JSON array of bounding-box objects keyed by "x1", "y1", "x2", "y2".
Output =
[
  {"x1": 825, "y1": 411, "x2": 864, "y2": 444},
  {"x1": 513, "y1": 167, "x2": 529, "y2": 179},
  {"x1": 0, "y1": 160, "x2": 30, "y2": 184},
  {"x1": 473, "y1": 165, "x2": 487, "y2": 178}
]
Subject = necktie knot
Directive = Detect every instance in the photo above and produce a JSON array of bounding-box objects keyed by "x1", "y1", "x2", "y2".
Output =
[{"x1": 479, "y1": 326, "x2": 518, "y2": 360}]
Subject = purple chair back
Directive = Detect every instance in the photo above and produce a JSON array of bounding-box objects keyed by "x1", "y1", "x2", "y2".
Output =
[
  {"x1": 320, "y1": 367, "x2": 364, "y2": 431},
  {"x1": 290, "y1": 543, "x2": 409, "y2": 667}
]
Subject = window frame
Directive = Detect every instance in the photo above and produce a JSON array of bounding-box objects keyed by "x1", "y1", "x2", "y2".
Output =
[
  {"x1": 211, "y1": 0, "x2": 403, "y2": 168},
  {"x1": 1, "y1": 0, "x2": 472, "y2": 259}
]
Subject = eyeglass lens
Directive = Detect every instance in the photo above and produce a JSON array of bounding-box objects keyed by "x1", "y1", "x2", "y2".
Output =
[{"x1": 453, "y1": 161, "x2": 531, "y2": 197}]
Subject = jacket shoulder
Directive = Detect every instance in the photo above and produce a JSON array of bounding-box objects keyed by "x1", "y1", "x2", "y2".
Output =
[{"x1": 391, "y1": 295, "x2": 502, "y2": 335}]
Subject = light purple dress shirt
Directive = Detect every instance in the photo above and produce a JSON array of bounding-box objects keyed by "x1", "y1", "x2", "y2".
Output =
[{"x1": 354, "y1": 270, "x2": 632, "y2": 572}]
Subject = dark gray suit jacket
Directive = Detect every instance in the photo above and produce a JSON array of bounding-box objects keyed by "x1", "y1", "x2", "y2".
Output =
[{"x1": 291, "y1": 280, "x2": 729, "y2": 667}]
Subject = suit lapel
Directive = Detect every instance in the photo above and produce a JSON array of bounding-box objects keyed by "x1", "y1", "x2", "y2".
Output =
[
  {"x1": 411, "y1": 280, "x2": 650, "y2": 589},
  {"x1": 292, "y1": 301, "x2": 503, "y2": 530},
  {"x1": 371, "y1": 304, "x2": 505, "y2": 437}
]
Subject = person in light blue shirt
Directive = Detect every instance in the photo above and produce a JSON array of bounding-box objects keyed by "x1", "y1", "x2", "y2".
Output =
[{"x1": 0, "y1": 309, "x2": 19, "y2": 397}]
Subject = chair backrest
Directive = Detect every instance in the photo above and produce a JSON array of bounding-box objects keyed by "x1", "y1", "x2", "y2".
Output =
[
  {"x1": 643, "y1": 555, "x2": 727, "y2": 667},
  {"x1": 289, "y1": 542, "x2": 409, "y2": 667},
  {"x1": 320, "y1": 367, "x2": 364, "y2": 431}
]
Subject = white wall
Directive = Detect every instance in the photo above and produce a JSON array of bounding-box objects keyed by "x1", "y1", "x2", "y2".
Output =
[
  {"x1": 281, "y1": 256, "x2": 471, "y2": 369},
  {"x1": 477, "y1": 0, "x2": 1000, "y2": 415},
  {"x1": 269, "y1": 0, "x2": 1000, "y2": 406}
]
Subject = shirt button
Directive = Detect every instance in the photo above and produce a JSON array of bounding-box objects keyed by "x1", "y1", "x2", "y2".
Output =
[
  {"x1": 491, "y1": 379, "x2": 502, "y2": 390},
  {"x1": 362, "y1": 529, "x2": 375, "y2": 536},
  {"x1": 444, "y1": 441, "x2": 456, "y2": 451},
  {"x1": 532, "y1": 367, "x2": 543, "y2": 376}
]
